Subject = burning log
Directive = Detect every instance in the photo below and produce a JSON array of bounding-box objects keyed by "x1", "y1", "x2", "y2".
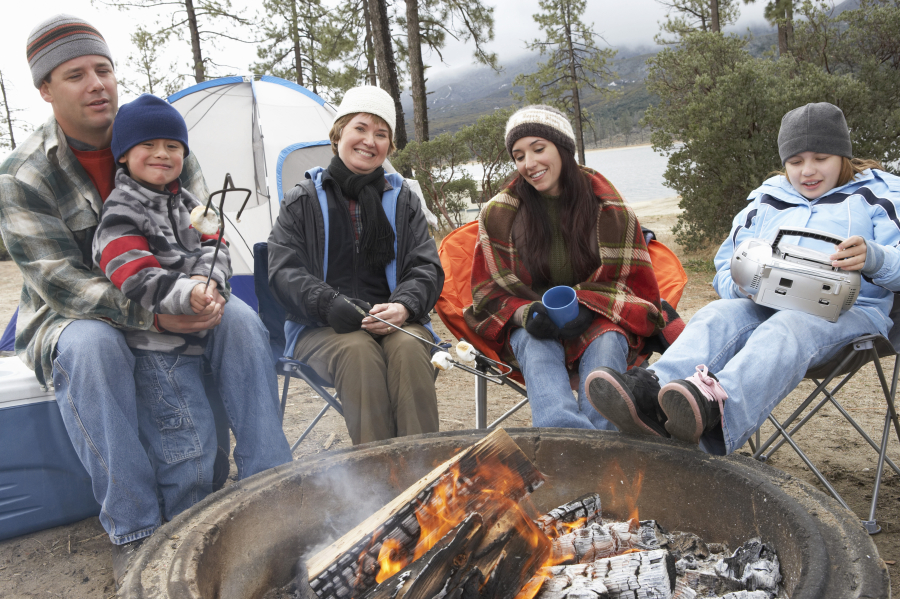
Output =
[
  {"x1": 535, "y1": 493, "x2": 602, "y2": 538},
  {"x1": 531, "y1": 549, "x2": 675, "y2": 599},
  {"x1": 307, "y1": 429, "x2": 545, "y2": 599},
  {"x1": 550, "y1": 520, "x2": 666, "y2": 565}
]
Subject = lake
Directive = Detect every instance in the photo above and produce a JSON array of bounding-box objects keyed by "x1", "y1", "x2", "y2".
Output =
[
  {"x1": 585, "y1": 145, "x2": 676, "y2": 204},
  {"x1": 459, "y1": 144, "x2": 676, "y2": 208}
]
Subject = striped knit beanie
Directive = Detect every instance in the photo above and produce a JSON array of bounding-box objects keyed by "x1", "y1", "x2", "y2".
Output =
[
  {"x1": 27, "y1": 14, "x2": 113, "y2": 88},
  {"x1": 505, "y1": 105, "x2": 577, "y2": 158}
]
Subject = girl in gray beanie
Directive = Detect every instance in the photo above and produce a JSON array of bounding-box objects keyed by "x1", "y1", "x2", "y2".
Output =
[{"x1": 586, "y1": 101, "x2": 900, "y2": 458}]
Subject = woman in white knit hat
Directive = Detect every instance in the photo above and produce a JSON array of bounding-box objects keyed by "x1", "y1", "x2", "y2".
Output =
[
  {"x1": 464, "y1": 105, "x2": 665, "y2": 430},
  {"x1": 267, "y1": 86, "x2": 444, "y2": 445}
]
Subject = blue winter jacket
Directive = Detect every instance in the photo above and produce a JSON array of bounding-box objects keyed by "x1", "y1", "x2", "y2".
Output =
[{"x1": 713, "y1": 169, "x2": 900, "y2": 335}]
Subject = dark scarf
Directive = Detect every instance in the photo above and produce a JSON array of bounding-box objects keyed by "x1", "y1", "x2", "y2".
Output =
[{"x1": 328, "y1": 156, "x2": 395, "y2": 270}]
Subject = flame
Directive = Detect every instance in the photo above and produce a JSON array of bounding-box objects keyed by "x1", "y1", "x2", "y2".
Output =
[
  {"x1": 600, "y1": 460, "x2": 644, "y2": 524},
  {"x1": 371, "y1": 453, "x2": 547, "y2": 584},
  {"x1": 375, "y1": 538, "x2": 407, "y2": 583}
]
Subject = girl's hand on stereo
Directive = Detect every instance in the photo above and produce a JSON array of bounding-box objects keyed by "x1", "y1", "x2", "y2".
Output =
[{"x1": 831, "y1": 236, "x2": 867, "y2": 271}]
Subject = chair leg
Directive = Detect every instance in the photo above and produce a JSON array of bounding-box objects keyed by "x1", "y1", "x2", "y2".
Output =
[
  {"x1": 280, "y1": 375, "x2": 291, "y2": 421},
  {"x1": 766, "y1": 413, "x2": 853, "y2": 513},
  {"x1": 864, "y1": 354, "x2": 900, "y2": 534},
  {"x1": 475, "y1": 362, "x2": 488, "y2": 429},
  {"x1": 291, "y1": 404, "x2": 331, "y2": 453}
]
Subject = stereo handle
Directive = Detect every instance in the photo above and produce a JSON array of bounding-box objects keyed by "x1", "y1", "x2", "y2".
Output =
[{"x1": 772, "y1": 228, "x2": 846, "y2": 253}]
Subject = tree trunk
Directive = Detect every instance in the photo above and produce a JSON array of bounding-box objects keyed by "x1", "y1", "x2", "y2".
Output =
[
  {"x1": 562, "y1": 8, "x2": 585, "y2": 164},
  {"x1": 0, "y1": 72, "x2": 16, "y2": 150},
  {"x1": 777, "y1": 0, "x2": 794, "y2": 56},
  {"x1": 406, "y1": 0, "x2": 428, "y2": 142},
  {"x1": 363, "y1": 0, "x2": 377, "y2": 86},
  {"x1": 184, "y1": 0, "x2": 206, "y2": 83},
  {"x1": 368, "y1": 0, "x2": 408, "y2": 150},
  {"x1": 710, "y1": 0, "x2": 720, "y2": 33},
  {"x1": 290, "y1": 0, "x2": 304, "y2": 86}
]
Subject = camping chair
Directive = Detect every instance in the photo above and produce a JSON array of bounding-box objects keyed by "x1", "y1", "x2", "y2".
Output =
[
  {"x1": 749, "y1": 295, "x2": 900, "y2": 534},
  {"x1": 253, "y1": 242, "x2": 345, "y2": 452},
  {"x1": 434, "y1": 221, "x2": 688, "y2": 430}
]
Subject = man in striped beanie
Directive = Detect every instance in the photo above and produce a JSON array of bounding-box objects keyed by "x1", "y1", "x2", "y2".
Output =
[{"x1": 1, "y1": 14, "x2": 292, "y2": 587}]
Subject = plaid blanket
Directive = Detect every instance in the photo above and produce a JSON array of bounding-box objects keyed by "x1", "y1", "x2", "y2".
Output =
[{"x1": 464, "y1": 167, "x2": 664, "y2": 368}]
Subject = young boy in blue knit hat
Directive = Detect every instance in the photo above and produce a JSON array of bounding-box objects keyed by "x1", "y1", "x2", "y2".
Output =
[{"x1": 92, "y1": 94, "x2": 238, "y2": 525}]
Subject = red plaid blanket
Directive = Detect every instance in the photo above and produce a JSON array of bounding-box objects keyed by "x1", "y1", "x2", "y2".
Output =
[{"x1": 464, "y1": 167, "x2": 665, "y2": 368}]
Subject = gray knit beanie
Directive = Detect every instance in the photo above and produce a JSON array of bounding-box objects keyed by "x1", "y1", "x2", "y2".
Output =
[
  {"x1": 778, "y1": 102, "x2": 852, "y2": 164},
  {"x1": 332, "y1": 86, "x2": 396, "y2": 139},
  {"x1": 505, "y1": 105, "x2": 577, "y2": 158},
  {"x1": 27, "y1": 14, "x2": 113, "y2": 88}
]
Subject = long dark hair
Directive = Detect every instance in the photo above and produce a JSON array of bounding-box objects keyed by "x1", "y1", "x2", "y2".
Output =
[{"x1": 510, "y1": 145, "x2": 599, "y2": 286}]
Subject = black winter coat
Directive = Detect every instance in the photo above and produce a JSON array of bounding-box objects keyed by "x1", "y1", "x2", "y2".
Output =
[{"x1": 267, "y1": 172, "x2": 444, "y2": 329}]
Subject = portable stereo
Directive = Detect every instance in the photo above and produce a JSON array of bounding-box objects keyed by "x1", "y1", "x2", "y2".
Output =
[{"x1": 730, "y1": 227, "x2": 860, "y2": 322}]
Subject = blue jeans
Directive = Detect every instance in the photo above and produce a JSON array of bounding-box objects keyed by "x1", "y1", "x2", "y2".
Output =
[
  {"x1": 133, "y1": 351, "x2": 215, "y2": 522},
  {"x1": 510, "y1": 328, "x2": 628, "y2": 429},
  {"x1": 650, "y1": 298, "x2": 881, "y2": 455},
  {"x1": 52, "y1": 296, "x2": 292, "y2": 544}
]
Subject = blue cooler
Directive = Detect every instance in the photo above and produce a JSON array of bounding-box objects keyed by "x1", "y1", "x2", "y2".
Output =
[{"x1": 0, "y1": 356, "x2": 99, "y2": 541}]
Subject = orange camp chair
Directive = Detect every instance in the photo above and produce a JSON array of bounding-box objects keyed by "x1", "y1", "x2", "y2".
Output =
[{"x1": 435, "y1": 219, "x2": 688, "y2": 429}]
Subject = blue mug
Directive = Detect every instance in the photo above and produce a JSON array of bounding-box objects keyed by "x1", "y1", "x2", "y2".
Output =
[{"x1": 541, "y1": 286, "x2": 579, "y2": 328}]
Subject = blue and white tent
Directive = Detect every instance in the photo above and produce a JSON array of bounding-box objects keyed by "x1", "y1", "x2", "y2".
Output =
[{"x1": 168, "y1": 76, "x2": 337, "y2": 309}]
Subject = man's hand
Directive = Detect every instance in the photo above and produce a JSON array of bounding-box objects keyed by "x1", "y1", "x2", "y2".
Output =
[
  {"x1": 362, "y1": 303, "x2": 409, "y2": 335},
  {"x1": 831, "y1": 236, "x2": 867, "y2": 271}
]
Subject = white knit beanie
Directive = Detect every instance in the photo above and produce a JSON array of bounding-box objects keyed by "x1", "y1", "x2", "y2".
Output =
[{"x1": 332, "y1": 86, "x2": 396, "y2": 139}]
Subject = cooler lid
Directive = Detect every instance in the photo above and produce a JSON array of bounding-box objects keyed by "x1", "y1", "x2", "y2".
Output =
[{"x1": 0, "y1": 356, "x2": 55, "y2": 408}]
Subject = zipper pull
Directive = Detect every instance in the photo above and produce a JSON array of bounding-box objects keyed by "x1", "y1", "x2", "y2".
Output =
[{"x1": 355, "y1": 239, "x2": 360, "y2": 254}]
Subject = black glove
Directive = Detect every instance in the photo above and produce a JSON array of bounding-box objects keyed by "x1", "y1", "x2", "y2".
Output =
[
  {"x1": 327, "y1": 294, "x2": 373, "y2": 334},
  {"x1": 559, "y1": 304, "x2": 594, "y2": 340},
  {"x1": 524, "y1": 302, "x2": 559, "y2": 339}
]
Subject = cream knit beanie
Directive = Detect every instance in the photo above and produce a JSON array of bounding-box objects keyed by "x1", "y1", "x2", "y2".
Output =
[
  {"x1": 505, "y1": 105, "x2": 577, "y2": 158},
  {"x1": 332, "y1": 86, "x2": 396, "y2": 139}
]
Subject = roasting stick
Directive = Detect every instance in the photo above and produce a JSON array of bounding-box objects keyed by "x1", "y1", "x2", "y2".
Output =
[
  {"x1": 364, "y1": 312, "x2": 514, "y2": 383},
  {"x1": 196, "y1": 173, "x2": 253, "y2": 291}
]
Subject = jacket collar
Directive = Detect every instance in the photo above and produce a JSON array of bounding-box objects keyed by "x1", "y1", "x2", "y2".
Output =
[
  {"x1": 752, "y1": 170, "x2": 879, "y2": 205},
  {"x1": 115, "y1": 168, "x2": 181, "y2": 206},
  {"x1": 45, "y1": 116, "x2": 105, "y2": 216}
]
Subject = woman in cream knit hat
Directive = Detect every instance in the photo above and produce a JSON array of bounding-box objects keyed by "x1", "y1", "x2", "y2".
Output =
[
  {"x1": 268, "y1": 86, "x2": 444, "y2": 445},
  {"x1": 464, "y1": 105, "x2": 665, "y2": 430}
]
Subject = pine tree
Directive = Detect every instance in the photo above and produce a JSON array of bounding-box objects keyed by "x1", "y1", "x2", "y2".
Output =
[
  {"x1": 655, "y1": 0, "x2": 739, "y2": 43},
  {"x1": 513, "y1": 0, "x2": 615, "y2": 165},
  {"x1": 119, "y1": 27, "x2": 185, "y2": 97},
  {"x1": 93, "y1": 0, "x2": 253, "y2": 83}
]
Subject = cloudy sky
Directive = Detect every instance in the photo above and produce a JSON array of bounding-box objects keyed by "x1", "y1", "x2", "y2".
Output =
[{"x1": 2, "y1": 0, "x2": 770, "y2": 146}]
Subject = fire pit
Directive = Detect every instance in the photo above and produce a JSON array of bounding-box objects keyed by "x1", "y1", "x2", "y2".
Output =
[{"x1": 120, "y1": 430, "x2": 890, "y2": 599}]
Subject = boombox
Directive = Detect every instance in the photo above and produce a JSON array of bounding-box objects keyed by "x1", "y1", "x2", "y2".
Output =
[{"x1": 731, "y1": 228, "x2": 860, "y2": 323}]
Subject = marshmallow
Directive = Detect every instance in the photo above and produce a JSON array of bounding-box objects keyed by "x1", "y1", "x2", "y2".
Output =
[
  {"x1": 456, "y1": 341, "x2": 477, "y2": 362},
  {"x1": 191, "y1": 205, "x2": 221, "y2": 235},
  {"x1": 431, "y1": 351, "x2": 454, "y2": 371}
]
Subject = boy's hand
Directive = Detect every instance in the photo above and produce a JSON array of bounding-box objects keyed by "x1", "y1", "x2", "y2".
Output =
[
  {"x1": 831, "y1": 236, "x2": 867, "y2": 271},
  {"x1": 190, "y1": 282, "x2": 213, "y2": 314}
]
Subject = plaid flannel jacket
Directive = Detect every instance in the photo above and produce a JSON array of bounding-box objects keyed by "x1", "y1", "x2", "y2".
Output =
[{"x1": 0, "y1": 116, "x2": 209, "y2": 386}]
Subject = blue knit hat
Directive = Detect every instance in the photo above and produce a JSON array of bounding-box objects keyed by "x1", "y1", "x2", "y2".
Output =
[{"x1": 112, "y1": 94, "x2": 190, "y2": 162}]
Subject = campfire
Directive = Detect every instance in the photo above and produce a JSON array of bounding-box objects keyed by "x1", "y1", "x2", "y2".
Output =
[{"x1": 304, "y1": 430, "x2": 783, "y2": 599}]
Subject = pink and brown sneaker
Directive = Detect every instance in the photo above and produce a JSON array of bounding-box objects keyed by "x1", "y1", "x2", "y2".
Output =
[{"x1": 659, "y1": 365, "x2": 727, "y2": 444}]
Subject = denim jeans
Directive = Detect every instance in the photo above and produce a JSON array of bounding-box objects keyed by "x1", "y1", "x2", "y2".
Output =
[
  {"x1": 133, "y1": 351, "x2": 215, "y2": 521},
  {"x1": 649, "y1": 298, "x2": 881, "y2": 455},
  {"x1": 510, "y1": 328, "x2": 628, "y2": 429},
  {"x1": 52, "y1": 295, "x2": 292, "y2": 544}
]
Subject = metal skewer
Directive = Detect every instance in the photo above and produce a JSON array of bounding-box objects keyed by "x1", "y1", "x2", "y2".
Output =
[
  {"x1": 364, "y1": 313, "x2": 514, "y2": 384},
  {"x1": 202, "y1": 173, "x2": 253, "y2": 291}
]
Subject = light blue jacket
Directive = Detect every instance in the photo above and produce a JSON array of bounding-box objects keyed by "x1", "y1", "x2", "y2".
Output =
[{"x1": 713, "y1": 169, "x2": 900, "y2": 335}]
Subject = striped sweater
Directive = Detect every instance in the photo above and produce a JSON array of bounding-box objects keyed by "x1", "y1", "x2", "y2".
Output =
[{"x1": 92, "y1": 169, "x2": 231, "y2": 353}]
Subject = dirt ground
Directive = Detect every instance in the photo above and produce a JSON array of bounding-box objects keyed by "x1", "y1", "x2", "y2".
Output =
[{"x1": 2, "y1": 196, "x2": 898, "y2": 597}]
